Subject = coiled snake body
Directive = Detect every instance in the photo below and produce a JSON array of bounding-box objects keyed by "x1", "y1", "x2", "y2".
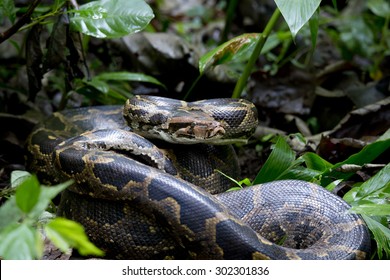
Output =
[{"x1": 26, "y1": 95, "x2": 371, "y2": 259}]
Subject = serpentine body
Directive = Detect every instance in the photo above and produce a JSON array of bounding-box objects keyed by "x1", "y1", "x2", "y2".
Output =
[{"x1": 26, "y1": 95, "x2": 371, "y2": 259}]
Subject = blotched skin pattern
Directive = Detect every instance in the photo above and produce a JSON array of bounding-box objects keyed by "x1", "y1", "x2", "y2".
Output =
[{"x1": 26, "y1": 95, "x2": 371, "y2": 259}]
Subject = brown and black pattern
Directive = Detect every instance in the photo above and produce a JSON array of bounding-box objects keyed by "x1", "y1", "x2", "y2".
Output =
[{"x1": 26, "y1": 95, "x2": 371, "y2": 259}]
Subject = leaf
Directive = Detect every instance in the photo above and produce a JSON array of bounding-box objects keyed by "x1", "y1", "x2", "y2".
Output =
[
  {"x1": 85, "y1": 79, "x2": 110, "y2": 94},
  {"x1": 367, "y1": 0, "x2": 390, "y2": 18},
  {"x1": 200, "y1": 33, "x2": 259, "y2": 74},
  {"x1": 45, "y1": 217, "x2": 104, "y2": 257},
  {"x1": 279, "y1": 164, "x2": 322, "y2": 182},
  {"x1": 253, "y1": 136, "x2": 296, "y2": 184},
  {"x1": 274, "y1": 0, "x2": 322, "y2": 38},
  {"x1": 199, "y1": 33, "x2": 283, "y2": 74},
  {"x1": 0, "y1": 0, "x2": 16, "y2": 23},
  {"x1": 95, "y1": 71, "x2": 166, "y2": 89},
  {"x1": 0, "y1": 223, "x2": 43, "y2": 260},
  {"x1": 321, "y1": 128, "x2": 390, "y2": 186},
  {"x1": 343, "y1": 163, "x2": 390, "y2": 205},
  {"x1": 302, "y1": 152, "x2": 333, "y2": 172},
  {"x1": 15, "y1": 175, "x2": 41, "y2": 214},
  {"x1": 28, "y1": 181, "x2": 73, "y2": 220},
  {"x1": 362, "y1": 215, "x2": 390, "y2": 259},
  {"x1": 350, "y1": 204, "x2": 390, "y2": 216},
  {"x1": 10, "y1": 170, "x2": 33, "y2": 188},
  {"x1": 0, "y1": 197, "x2": 23, "y2": 231},
  {"x1": 70, "y1": 0, "x2": 154, "y2": 38}
]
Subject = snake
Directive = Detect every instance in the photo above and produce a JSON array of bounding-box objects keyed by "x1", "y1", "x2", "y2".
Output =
[{"x1": 25, "y1": 95, "x2": 371, "y2": 260}]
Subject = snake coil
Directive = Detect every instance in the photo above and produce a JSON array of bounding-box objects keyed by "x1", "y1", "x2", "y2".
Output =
[{"x1": 26, "y1": 95, "x2": 371, "y2": 259}]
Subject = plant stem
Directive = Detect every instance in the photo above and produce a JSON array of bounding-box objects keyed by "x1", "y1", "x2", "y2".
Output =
[{"x1": 231, "y1": 8, "x2": 281, "y2": 98}]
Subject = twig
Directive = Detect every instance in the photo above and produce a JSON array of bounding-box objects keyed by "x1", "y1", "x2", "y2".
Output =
[{"x1": 0, "y1": 0, "x2": 42, "y2": 44}]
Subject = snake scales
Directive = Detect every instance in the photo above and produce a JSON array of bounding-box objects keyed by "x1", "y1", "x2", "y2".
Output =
[{"x1": 26, "y1": 95, "x2": 371, "y2": 259}]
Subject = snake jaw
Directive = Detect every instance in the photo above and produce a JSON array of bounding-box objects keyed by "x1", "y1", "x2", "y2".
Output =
[
  {"x1": 174, "y1": 122, "x2": 226, "y2": 140},
  {"x1": 164, "y1": 116, "x2": 225, "y2": 141}
]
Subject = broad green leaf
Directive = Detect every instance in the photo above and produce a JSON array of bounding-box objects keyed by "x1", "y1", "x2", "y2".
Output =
[
  {"x1": 325, "y1": 179, "x2": 343, "y2": 192},
  {"x1": 85, "y1": 79, "x2": 110, "y2": 94},
  {"x1": 302, "y1": 152, "x2": 333, "y2": 172},
  {"x1": 279, "y1": 165, "x2": 322, "y2": 182},
  {"x1": 10, "y1": 170, "x2": 33, "y2": 188},
  {"x1": 350, "y1": 204, "x2": 390, "y2": 216},
  {"x1": 0, "y1": 197, "x2": 23, "y2": 230},
  {"x1": 362, "y1": 215, "x2": 390, "y2": 259},
  {"x1": 344, "y1": 163, "x2": 390, "y2": 204},
  {"x1": 321, "y1": 129, "x2": 390, "y2": 186},
  {"x1": 45, "y1": 217, "x2": 104, "y2": 256},
  {"x1": 253, "y1": 136, "x2": 296, "y2": 184},
  {"x1": 200, "y1": 33, "x2": 258, "y2": 74},
  {"x1": 70, "y1": 0, "x2": 154, "y2": 38},
  {"x1": 0, "y1": 223, "x2": 43, "y2": 260},
  {"x1": 367, "y1": 0, "x2": 390, "y2": 18},
  {"x1": 15, "y1": 175, "x2": 41, "y2": 214},
  {"x1": 28, "y1": 181, "x2": 73, "y2": 219},
  {"x1": 199, "y1": 33, "x2": 283, "y2": 74},
  {"x1": 274, "y1": 0, "x2": 321, "y2": 38},
  {"x1": 95, "y1": 71, "x2": 166, "y2": 89}
]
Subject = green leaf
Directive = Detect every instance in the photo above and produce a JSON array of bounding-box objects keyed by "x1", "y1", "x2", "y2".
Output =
[
  {"x1": 279, "y1": 164, "x2": 322, "y2": 182},
  {"x1": 0, "y1": 223, "x2": 43, "y2": 260},
  {"x1": 0, "y1": 0, "x2": 16, "y2": 23},
  {"x1": 95, "y1": 71, "x2": 166, "y2": 89},
  {"x1": 200, "y1": 33, "x2": 258, "y2": 74},
  {"x1": 322, "y1": 129, "x2": 390, "y2": 186},
  {"x1": 28, "y1": 181, "x2": 73, "y2": 220},
  {"x1": 10, "y1": 170, "x2": 33, "y2": 189},
  {"x1": 85, "y1": 79, "x2": 110, "y2": 94},
  {"x1": 302, "y1": 152, "x2": 333, "y2": 172},
  {"x1": 216, "y1": 170, "x2": 252, "y2": 189},
  {"x1": 367, "y1": 0, "x2": 390, "y2": 18},
  {"x1": 70, "y1": 0, "x2": 154, "y2": 38},
  {"x1": 253, "y1": 136, "x2": 296, "y2": 184},
  {"x1": 15, "y1": 175, "x2": 41, "y2": 214},
  {"x1": 325, "y1": 179, "x2": 343, "y2": 192},
  {"x1": 350, "y1": 204, "x2": 390, "y2": 216},
  {"x1": 0, "y1": 197, "x2": 23, "y2": 231},
  {"x1": 274, "y1": 0, "x2": 322, "y2": 38},
  {"x1": 362, "y1": 215, "x2": 390, "y2": 259},
  {"x1": 199, "y1": 33, "x2": 283, "y2": 74},
  {"x1": 344, "y1": 163, "x2": 390, "y2": 205},
  {"x1": 45, "y1": 217, "x2": 104, "y2": 257}
]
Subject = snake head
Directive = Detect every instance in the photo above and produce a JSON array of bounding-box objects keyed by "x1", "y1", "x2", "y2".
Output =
[{"x1": 165, "y1": 116, "x2": 226, "y2": 141}]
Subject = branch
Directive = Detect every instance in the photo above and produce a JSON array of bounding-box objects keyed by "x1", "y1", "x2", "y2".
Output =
[{"x1": 0, "y1": 0, "x2": 42, "y2": 44}]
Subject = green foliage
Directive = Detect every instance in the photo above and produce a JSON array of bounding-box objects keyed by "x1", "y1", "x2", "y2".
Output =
[
  {"x1": 78, "y1": 71, "x2": 166, "y2": 103},
  {"x1": 367, "y1": 0, "x2": 390, "y2": 18},
  {"x1": 0, "y1": 172, "x2": 104, "y2": 260},
  {"x1": 274, "y1": 0, "x2": 321, "y2": 38},
  {"x1": 0, "y1": 0, "x2": 16, "y2": 23},
  {"x1": 199, "y1": 33, "x2": 286, "y2": 75},
  {"x1": 253, "y1": 136, "x2": 296, "y2": 184},
  {"x1": 70, "y1": 0, "x2": 154, "y2": 38},
  {"x1": 197, "y1": 0, "x2": 323, "y2": 98},
  {"x1": 216, "y1": 170, "x2": 252, "y2": 191},
  {"x1": 326, "y1": 0, "x2": 390, "y2": 79},
  {"x1": 251, "y1": 132, "x2": 390, "y2": 259}
]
